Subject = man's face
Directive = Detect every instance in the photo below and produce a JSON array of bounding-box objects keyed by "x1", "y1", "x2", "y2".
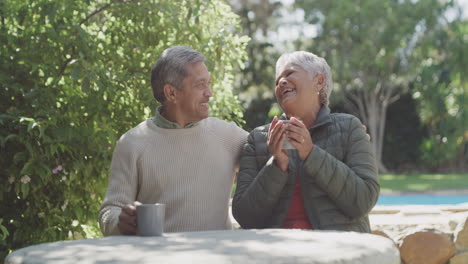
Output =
[
  {"x1": 176, "y1": 61, "x2": 212, "y2": 123},
  {"x1": 275, "y1": 64, "x2": 320, "y2": 113}
]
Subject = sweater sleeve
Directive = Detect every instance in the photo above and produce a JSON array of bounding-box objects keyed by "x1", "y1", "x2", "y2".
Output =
[
  {"x1": 232, "y1": 130, "x2": 289, "y2": 228},
  {"x1": 303, "y1": 116, "x2": 380, "y2": 219},
  {"x1": 229, "y1": 122, "x2": 248, "y2": 171},
  {"x1": 98, "y1": 135, "x2": 139, "y2": 236}
]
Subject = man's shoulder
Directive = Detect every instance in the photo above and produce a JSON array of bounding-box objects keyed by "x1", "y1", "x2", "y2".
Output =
[
  {"x1": 204, "y1": 117, "x2": 234, "y2": 127},
  {"x1": 204, "y1": 117, "x2": 245, "y2": 132},
  {"x1": 118, "y1": 119, "x2": 154, "y2": 143},
  {"x1": 203, "y1": 117, "x2": 248, "y2": 142}
]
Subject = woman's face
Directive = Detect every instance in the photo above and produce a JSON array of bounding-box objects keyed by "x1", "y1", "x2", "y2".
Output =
[{"x1": 275, "y1": 63, "x2": 322, "y2": 114}]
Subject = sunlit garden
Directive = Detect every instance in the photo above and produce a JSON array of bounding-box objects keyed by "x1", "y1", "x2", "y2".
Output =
[{"x1": 1, "y1": 0, "x2": 466, "y2": 262}]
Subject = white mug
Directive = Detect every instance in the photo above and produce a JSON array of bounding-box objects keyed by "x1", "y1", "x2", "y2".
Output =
[{"x1": 137, "y1": 203, "x2": 165, "y2": 236}]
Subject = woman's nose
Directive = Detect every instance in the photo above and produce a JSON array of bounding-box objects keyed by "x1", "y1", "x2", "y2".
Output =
[{"x1": 279, "y1": 78, "x2": 287, "y2": 86}]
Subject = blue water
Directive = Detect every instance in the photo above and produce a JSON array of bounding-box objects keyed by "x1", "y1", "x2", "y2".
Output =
[{"x1": 377, "y1": 194, "x2": 468, "y2": 205}]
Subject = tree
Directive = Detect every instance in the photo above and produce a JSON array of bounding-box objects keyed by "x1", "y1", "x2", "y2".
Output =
[
  {"x1": 412, "y1": 18, "x2": 467, "y2": 171},
  {"x1": 0, "y1": 0, "x2": 247, "y2": 259},
  {"x1": 229, "y1": 0, "x2": 284, "y2": 130},
  {"x1": 295, "y1": 0, "x2": 455, "y2": 172}
]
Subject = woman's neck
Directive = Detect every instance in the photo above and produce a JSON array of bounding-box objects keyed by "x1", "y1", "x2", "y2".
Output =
[{"x1": 286, "y1": 104, "x2": 321, "y2": 129}]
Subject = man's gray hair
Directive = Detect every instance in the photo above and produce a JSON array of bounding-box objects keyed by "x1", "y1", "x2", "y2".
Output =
[
  {"x1": 275, "y1": 51, "x2": 333, "y2": 106},
  {"x1": 151, "y1": 46, "x2": 206, "y2": 103}
]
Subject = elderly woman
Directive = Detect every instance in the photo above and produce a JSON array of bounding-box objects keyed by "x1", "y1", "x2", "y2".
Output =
[{"x1": 232, "y1": 51, "x2": 379, "y2": 232}]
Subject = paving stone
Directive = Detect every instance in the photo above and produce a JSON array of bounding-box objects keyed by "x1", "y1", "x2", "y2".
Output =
[
  {"x1": 450, "y1": 251, "x2": 468, "y2": 264},
  {"x1": 454, "y1": 212, "x2": 468, "y2": 249},
  {"x1": 399, "y1": 230, "x2": 455, "y2": 264}
]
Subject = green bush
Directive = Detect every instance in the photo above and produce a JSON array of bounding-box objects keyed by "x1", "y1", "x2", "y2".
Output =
[{"x1": 0, "y1": 0, "x2": 248, "y2": 259}]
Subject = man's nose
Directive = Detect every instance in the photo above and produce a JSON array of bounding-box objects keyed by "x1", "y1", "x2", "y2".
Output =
[{"x1": 205, "y1": 87, "x2": 212, "y2": 97}]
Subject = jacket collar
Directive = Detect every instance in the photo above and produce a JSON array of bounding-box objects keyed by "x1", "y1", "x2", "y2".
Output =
[
  {"x1": 280, "y1": 104, "x2": 332, "y2": 130},
  {"x1": 311, "y1": 105, "x2": 332, "y2": 130}
]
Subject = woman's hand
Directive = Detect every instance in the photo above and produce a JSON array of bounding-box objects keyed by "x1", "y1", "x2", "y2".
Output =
[
  {"x1": 267, "y1": 116, "x2": 289, "y2": 172},
  {"x1": 286, "y1": 117, "x2": 313, "y2": 160}
]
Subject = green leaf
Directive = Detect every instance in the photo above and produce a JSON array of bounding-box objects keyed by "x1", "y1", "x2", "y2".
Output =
[
  {"x1": 21, "y1": 184, "x2": 29, "y2": 199},
  {"x1": 27, "y1": 120, "x2": 38, "y2": 132},
  {"x1": 0, "y1": 219, "x2": 9, "y2": 240},
  {"x1": 20, "y1": 160, "x2": 34, "y2": 175},
  {"x1": 81, "y1": 77, "x2": 90, "y2": 93},
  {"x1": 71, "y1": 66, "x2": 81, "y2": 81}
]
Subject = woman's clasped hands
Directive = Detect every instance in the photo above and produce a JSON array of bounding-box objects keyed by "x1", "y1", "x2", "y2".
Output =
[{"x1": 267, "y1": 116, "x2": 314, "y2": 172}]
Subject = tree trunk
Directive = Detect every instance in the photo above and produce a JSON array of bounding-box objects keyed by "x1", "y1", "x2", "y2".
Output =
[
  {"x1": 345, "y1": 87, "x2": 395, "y2": 173},
  {"x1": 365, "y1": 92, "x2": 389, "y2": 173}
]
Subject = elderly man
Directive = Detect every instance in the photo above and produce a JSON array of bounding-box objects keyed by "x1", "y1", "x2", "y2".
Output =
[
  {"x1": 232, "y1": 51, "x2": 379, "y2": 232},
  {"x1": 99, "y1": 46, "x2": 247, "y2": 236}
]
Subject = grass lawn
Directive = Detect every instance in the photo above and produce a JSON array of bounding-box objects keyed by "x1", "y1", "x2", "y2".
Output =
[
  {"x1": 379, "y1": 173, "x2": 468, "y2": 192},
  {"x1": 232, "y1": 173, "x2": 468, "y2": 195}
]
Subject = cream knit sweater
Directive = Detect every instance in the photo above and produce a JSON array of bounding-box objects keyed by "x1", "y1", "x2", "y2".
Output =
[{"x1": 99, "y1": 117, "x2": 248, "y2": 235}]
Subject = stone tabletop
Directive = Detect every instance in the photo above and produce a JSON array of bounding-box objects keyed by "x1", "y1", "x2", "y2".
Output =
[{"x1": 6, "y1": 229, "x2": 400, "y2": 264}]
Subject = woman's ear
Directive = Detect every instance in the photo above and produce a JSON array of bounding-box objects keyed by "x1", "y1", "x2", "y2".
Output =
[
  {"x1": 163, "y1": 84, "x2": 177, "y2": 103},
  {"x1": 316, "y1": 74, "x2": 325, "y2": 91}
]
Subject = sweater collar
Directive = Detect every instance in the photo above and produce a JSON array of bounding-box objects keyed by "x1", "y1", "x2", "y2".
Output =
[{"x1": 153, "y1": 106, "x2": 199, "y2": 129}]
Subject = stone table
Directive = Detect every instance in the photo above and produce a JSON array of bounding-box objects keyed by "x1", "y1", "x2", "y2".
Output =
[{"x1": 6, "y1": 229, "x2": 400, "y2": 264}]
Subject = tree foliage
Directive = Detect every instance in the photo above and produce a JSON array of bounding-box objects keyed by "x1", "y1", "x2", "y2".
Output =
[
  {"x1": 294, "y1": 0, "x2": 456, "y2": 172},
  {"x1": 412, "y1": 18, "x2": 467, "y2": 170},
  {"x1": 0, "y1": 0, "x2": 247, "y2": 258},
  {"x1": 229, "y1": 0, "x2": 283, "y2": 130}
]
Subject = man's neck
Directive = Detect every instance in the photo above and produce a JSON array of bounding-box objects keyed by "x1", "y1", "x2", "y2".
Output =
[{"x1": 160, "y1": 106, "x2": 191, "y2": 128}]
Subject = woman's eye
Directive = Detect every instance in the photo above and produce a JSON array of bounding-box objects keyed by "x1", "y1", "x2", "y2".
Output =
[{"x1": 275, "y1": 71, "x2": 293, "y2": 85}]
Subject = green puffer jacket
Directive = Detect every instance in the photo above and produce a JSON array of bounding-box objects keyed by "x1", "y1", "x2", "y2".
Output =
[{"x1": 232, "y1": 106, "x2": 379, "y2": 233}]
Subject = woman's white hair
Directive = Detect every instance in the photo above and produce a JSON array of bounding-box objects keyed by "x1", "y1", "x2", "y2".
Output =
[{"x1": 275, "y1": 51, "x2": 333, "y2": 106}]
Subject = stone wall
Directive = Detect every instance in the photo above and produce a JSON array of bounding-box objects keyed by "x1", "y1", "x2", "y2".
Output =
[
  {"x1": 229, "y1": 203, "x2": 468, "y2": 264},
  {"x1": 370, "y1": 205, "x2": 468, "y2": 264}
]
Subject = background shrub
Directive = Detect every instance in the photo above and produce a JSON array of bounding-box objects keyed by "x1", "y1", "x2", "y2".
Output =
[{"x1": 0, "y1": 0, "x2": 248, "y2": 259}]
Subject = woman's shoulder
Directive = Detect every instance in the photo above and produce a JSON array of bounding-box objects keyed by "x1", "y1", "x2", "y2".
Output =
[
  {"x1": 251, "y1": 123, "x2": 270, "y2": 133},
  {"x1": 329, "y1": 113, "x2": 362, "y2": 126},
  {"x1": 246, "y1": 124, "x2": 269, "y2": 145},
  {"x1": 330, "y1": 112, "x2": 358, "y2": 121},
  {"x1": 250, "y1": 123, "x2": 270, "y2": 137},
  {"x1": 327, "y1": 113, "x2": 365, "y2": 136}
]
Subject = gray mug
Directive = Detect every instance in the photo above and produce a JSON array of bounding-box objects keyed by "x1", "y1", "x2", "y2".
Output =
[
  {"x1": 281, "y1": 120, "x2": 296, "y2": 150},
  {"x1": 137, "y1": 203, "x2": 165, "y2": 236}
]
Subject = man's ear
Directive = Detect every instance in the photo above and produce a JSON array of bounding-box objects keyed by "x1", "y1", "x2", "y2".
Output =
[{"x1": 163, "y1": 84, "x2": 177, "y2": 103}]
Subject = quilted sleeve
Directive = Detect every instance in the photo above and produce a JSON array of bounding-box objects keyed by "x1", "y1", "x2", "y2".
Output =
[
  {"x1": 303, "y1": 116, "x2": 380, "y2": 218},
  {"x1": 232, "y1": 129, "x2": 289, "y2": 228}
]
